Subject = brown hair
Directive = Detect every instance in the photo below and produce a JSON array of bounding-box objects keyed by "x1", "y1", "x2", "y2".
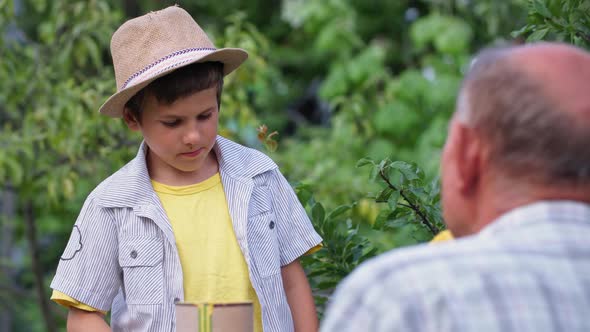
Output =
[
  {"x1": 457, "y1": 47, "x2": 590, "y2": 186},
  {"x1": 125, "y1": 61, "x2": 224, "y2": 122}
]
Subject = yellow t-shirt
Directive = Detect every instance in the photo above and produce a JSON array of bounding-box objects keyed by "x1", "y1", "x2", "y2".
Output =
[
  {"x1": 152, "y1": 173, "x2": 262, "y2": 332},
  {"x1": 52, "y1": 173, "x2": 263, "y2": 332},
  {"x1": 430, "y1": 229, "x2": 454, "y2": 243}
]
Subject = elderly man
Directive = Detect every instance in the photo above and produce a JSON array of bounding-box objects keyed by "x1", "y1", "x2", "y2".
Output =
[{"x1": 321, "y1": 42, "x2": 590, "y2": 332}]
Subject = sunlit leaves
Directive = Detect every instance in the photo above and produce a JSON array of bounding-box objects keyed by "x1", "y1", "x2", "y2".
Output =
[{"x1": 0, "y1": 1, "x2": 144, "y2": 221}]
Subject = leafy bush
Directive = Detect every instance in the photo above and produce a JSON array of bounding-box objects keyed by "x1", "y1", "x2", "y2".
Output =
[{"x1": 512, "y1": 0, "x2": 590, "y2": 49}]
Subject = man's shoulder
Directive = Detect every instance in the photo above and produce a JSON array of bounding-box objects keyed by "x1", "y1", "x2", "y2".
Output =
[
  {"x1": 340, "y1": 227, "x2": 588, "y2": 302},
  {"x1": 325, "y1": 233, "x2": 590, "y2": 332},
  {"x1": 363, "y1": 235, "x2": 495, "y2": 271},
  {"x1": 325, "y1": 238, "x2": 493, "y2": 330},
  {"x1": 340, "y1": 235, "x2": 504, "y2": 296}
]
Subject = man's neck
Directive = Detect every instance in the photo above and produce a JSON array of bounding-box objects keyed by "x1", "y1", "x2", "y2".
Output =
[{"x1": 471, "y1": 179, "x2": 590, "y2": 235}]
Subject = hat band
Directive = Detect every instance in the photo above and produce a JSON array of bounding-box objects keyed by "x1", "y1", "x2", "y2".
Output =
[{"x1": 122, "y1": 47, "x2": 217, "y2": 89}]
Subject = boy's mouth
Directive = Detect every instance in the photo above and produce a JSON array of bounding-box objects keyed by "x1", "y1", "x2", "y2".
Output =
[{"x1": 180, "y1": 148, "x2": 204, "y2": 158}]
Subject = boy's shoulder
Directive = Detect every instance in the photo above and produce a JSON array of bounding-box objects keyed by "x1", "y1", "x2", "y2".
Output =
[
  {"x1": 86, "y1": 156, "x2": 144, "y2": 207},
  {"x1": 215, "y1": 136, "x2": 278, "y2": 178}
]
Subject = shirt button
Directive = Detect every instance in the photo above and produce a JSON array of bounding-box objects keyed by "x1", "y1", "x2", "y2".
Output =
[
  {"x1": 130, "y1": 250, "x2": 138, "y2": 259},
  {"x1": 173, "y1": 297, "x2": 180, "y2": 303},
  {"x1": 269, "y1": 221, "x2": 275, "y2": 229}
]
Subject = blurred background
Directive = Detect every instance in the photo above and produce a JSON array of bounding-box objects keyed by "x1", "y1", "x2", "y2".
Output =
[{"x1": 1, "y1": 0, "x2": 588, "y2": 330}]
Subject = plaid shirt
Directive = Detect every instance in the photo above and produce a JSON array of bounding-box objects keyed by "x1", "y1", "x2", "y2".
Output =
[
  {"x1": 321, "y1": 201, "x2": 590, "y2": 332},
  {"x1": 51, "y1": 136, "x2": 322, "y2": 332}
]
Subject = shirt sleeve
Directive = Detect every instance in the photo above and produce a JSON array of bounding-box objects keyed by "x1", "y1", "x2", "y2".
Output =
[
  {"x1": 49, "y1": 197, "x2": 121, "y2": 312},
  {"x1": 269, "y1": 168, "x2": 323, "y2": 266},
  {"x1": 51, "y1": 290, "x2": 107, "y2": 315}
]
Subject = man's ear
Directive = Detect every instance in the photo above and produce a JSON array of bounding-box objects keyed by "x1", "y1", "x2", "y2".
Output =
[
  {"x1": 455, "y1": 125, "x2": 483, "y2": 195},
  {"x1": 123, "y1": 108, "x2": 140, "y2": 131}
]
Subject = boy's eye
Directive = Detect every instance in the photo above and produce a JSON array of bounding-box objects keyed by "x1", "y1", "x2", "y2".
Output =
[
  {"x1": 198, "y1": 112, "x2": 213, "y2": 120},
  {"x1": 161, "y1": 119, "x2": 181, "y2": 127}
]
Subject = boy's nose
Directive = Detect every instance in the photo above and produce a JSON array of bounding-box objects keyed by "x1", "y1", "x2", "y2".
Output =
[{"x1": 183, "y1": 129, "x2": 200, "y2": 146}]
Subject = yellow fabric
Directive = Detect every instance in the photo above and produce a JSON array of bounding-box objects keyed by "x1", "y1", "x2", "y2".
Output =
[
  {"x1": 430, "y1": 229, "x2": 454, "y2": 243},
  {"x1": 152, "y1": 173, "x2": 262, "y2": 332},
  {"x1": 306, "y1": 243, "x2": 323, "y2": 255},
  {"x1": 50, "y1": 290, "x2": 106, "y2": 314}
]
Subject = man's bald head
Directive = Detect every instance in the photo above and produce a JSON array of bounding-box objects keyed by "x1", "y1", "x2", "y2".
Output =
[
  {"x1": 511, "y1": 43, "x2": 590, "y2": 119},
  {"x1": 456, "y1": 42, "x2": 590, "y2": 187}
]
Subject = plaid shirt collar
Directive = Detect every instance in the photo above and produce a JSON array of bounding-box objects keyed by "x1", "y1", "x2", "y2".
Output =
[{"x1": 479, "y1": 200, "x2": 590, "y2": 237}]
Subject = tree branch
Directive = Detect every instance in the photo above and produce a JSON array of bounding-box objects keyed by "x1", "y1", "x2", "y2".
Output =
[
  {"x1": 23, "y1": 200, "x2": 56, "y2": 332},
  {"x1": 1, "y1": 183, "x2": 16, "y2": 332},
  {"x1": 379, "y1": 168, "x2": 439, "y2": 235}
]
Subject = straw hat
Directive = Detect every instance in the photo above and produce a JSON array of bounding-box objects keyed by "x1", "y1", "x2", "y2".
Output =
[{"x1": 99, "y1": 5, "x2": 248, "y2": 117}]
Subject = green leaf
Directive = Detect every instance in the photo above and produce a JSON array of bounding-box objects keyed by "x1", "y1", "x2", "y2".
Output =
[
  {"x1": 4, "y1": 157, "x2": 23, "y2": 186},
  {"x1": 388, "y1": 190, "x2": 400, "y2": 210},
  {"x1": 356, "y1": 157, "x2": 375, "y2": 168},
  {"x1": 527, "y1": 28, "x2": 549, "y2": 42},
  {"x1": 295, "y1": 184, "x2": 313, "y2": 206},
  {"x1": 312, "y1": 202, "x2": 326, "y2": 224},
  {"x1": 317, "y1": 280, "x2": 338, "y2": 290},
  {"x1": 385, "y1": 217, "x2": 411, "y2": 229},
  {"x1": 533, "y1": 0, "x2": 552, "y2": 18},
  {"x1": 81, "y1": 36, "x2": 101, "y2": 70},
  {"x1": 373, "y1": 209, "x2": 391, "y2": 229},
  {"x1": 390, "y1": 161, "x2": 419, "y2": 181},
  {"x1": 375, "y1": 187, "x2": 394, "y2": 202},
  {"x1": 369, "y1": 164, "x2": 381, "y2": 182},
  {"x1": 327, "y1": 204, "x2": 353, "y2": 220},
  {"x1": 511, "y1": 24, "x2": 532, "y2": 38}
]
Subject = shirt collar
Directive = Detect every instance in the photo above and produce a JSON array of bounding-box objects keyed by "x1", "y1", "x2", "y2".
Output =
[
  {"x1": 478, "y1": 200, "x2": 590, "y2": 237},
  {"x1": 214, "y1": 135, "x2": 277, "y2": 179},
  {"x1": 95, "y1": 135, "x2": 277, "y2": 208}
]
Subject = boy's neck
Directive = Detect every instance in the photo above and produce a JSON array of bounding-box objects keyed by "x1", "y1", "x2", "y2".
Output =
[{"x1": 146, "y1": 149, "x2": 219, "y2": 186}]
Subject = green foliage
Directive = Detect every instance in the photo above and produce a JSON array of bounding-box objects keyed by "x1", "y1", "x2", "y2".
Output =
[
  {"x1": 411, "y1": 13, "x2": 473, "y2": 55},
  {"x1": 513, "y1": 0, "x2": 590, "y2": 49},
  {"x1": 296, "y1": 157, "x2": 443, "y2": 315},
  {"x1": 1, "y1": 0, "x2": 127, "y2": 203},
  {"x1": 273, "y1": 7, "x2": 472, "y2": 208},
  {"x1": 296, "y1": 184, "x2": 377, "y2": 317},
  {"x1": 215, "y1": 12, "x2": 288, "y2": 143},
  {"x1": 359, "y1": 158, "x2": 444, "y2": 246}
]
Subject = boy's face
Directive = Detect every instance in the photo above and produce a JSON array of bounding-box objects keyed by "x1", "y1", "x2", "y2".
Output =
[{"x1": 124, "y1": 86, "x2": 220, "y2": 184}]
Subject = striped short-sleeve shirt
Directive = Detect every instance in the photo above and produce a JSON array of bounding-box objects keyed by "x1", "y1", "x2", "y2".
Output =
[{"x1": 50, "y1": 136, "x2": 322, "y2": 332}]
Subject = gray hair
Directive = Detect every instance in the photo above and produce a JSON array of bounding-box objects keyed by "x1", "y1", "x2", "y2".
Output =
[{"x1": 456, "y1": 46, "x2": 590, "y2": 186}]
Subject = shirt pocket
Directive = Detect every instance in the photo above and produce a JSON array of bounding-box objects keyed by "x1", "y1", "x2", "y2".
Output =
[
  {"x1": 118, "y1": 237, "x2": 164, "y2": 305},
  {"x1": 248, "y1": 211, "x2": 281, "y2": 277}
]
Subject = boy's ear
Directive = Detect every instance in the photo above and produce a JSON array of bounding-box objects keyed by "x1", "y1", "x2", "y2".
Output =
[{"x1": 123, "y1": 108, "x2": 140, "y2": 131}]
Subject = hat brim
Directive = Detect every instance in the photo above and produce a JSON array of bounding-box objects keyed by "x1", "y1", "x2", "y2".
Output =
[{"x1": 98, "y1": 48, "x2": 248, "y2": 118}]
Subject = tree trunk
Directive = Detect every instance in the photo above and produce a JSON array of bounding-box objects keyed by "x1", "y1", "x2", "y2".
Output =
[
  {"x1": 23, "y1": 199, "x2": 56, "y2": 332},
  {"x1": 0, "y1": 183, "x2": 15, "y2": 331}
]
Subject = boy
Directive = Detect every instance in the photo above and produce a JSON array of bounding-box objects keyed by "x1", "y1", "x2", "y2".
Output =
[{"x1": 50, "y1": 6, "x2": 322, "y2": 332}]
